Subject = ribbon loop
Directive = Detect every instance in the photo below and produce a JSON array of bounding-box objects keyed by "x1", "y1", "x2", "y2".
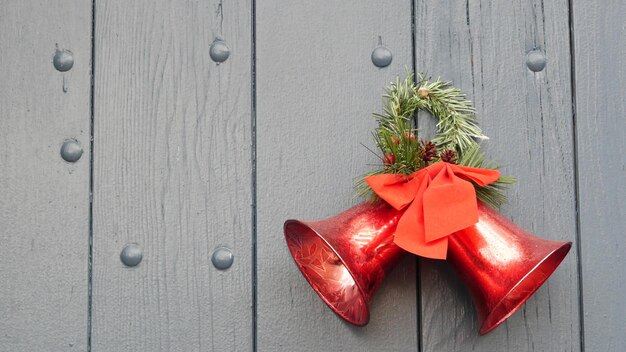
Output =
[{"x1": 365, "y1": 173, "x2": 421, "y2": 210}]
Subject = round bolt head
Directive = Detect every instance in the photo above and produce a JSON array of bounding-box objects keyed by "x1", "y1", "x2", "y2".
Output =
[
  {"x1": 211, "y1": 247, "x2": 234, "y2": 270},
  {"x1": 120, "y1": 244, "x2": 143, "y2": 267},
  {"x1": 526, "y1": 49, "x2": 547, "y2": 72},
  {"x1": 60, "y1": 139, "x2": 83, "y2": 162},
  {"x1": 53, "y1": 49, "x2": 74, "y2": 72},
  {"x1": 371, "y1": 46, "x2": 393, "y2": 68},
  {"x1": 210, "y1": 40, "x2": 230, "y2": 63}
]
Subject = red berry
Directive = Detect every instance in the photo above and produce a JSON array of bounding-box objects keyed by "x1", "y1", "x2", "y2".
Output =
[
  {"x1": 383, "y1": 153, "x2": 395, "y2": 165},
  {"x1": 403, "y1": 131, "x2": 416, "y2": 142},
  {"x1": 390, "y1": 136, "x2": 401, "y2": 145}
]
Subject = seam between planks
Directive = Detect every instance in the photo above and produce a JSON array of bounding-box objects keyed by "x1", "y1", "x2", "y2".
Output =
[
  {"x1": 251, "y1": 0, "x2": 258, "y2": 350},
  {"x1": 410, "y1": 0, "x2": 423, "y2": 351},
  {"x1": 567, "y1": 0, "x2": 585, "y2": 351},
  {"x1": 87, "y1": 0, "x2": 97, "y2": 351}
]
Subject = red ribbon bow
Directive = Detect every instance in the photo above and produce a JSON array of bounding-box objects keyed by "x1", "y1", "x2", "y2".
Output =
[{"x1": 365, "y1": 161, "x2": 500, "y2": 259}]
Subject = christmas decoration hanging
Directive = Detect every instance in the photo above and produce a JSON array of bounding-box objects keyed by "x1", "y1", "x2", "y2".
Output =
[{"x1": 283, "y1": 73, "x2": 571, "y2": 334}]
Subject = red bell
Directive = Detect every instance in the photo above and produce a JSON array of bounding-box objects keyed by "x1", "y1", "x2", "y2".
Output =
[
  {"x1": 449, "y1": 202, "x2": 572, "y2": 334},
  {"x1": 284, "y1": 202, "x2": 404, "y2": 326},
  {"x1": 284, "y1": 201, "x2": 571, "y2": 333}
]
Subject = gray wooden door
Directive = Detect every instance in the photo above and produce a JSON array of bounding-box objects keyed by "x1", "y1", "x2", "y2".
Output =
[{"x1": 0, "y1": 0, "x2": 624, "y2": 351}]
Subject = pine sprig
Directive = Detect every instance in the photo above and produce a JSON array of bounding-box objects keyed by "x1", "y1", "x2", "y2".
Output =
[
  {"x1": 415, "y1": 76, "x2": 487, "y2": 153},
  {"x1": 356, "y1": 73, "x2": 515, "y2": 207},
  {"x1": 457, "y1": 144, "x2": 516, "y2": 208}
]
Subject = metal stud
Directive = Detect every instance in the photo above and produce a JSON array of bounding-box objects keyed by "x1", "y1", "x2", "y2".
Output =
[
  {"x1": 211, "y1": 247, "x2": 234, "y2": 270},
  {"x1": 120, "y1": 244, "x2": 143, "y2": 267},
  {"x1": 60, "y1": 139, "x2": 83, "y2": 162},
  {"x1": 371, "y1": 38, "x2": 393, "y2": 68},
  {"x1": 209, "y1": 39, "x2": 230, "y2": 63},
  {"x1": 53, "y1": 49, "x2": 74, "y2": 72},
  {"x1": 526, "y1": 49, "x2": 547, "y2": 72}
]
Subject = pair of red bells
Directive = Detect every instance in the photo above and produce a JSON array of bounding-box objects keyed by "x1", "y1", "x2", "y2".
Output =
[{"x1": 284, "y1": 200, "x2": 571, "y2": 334}]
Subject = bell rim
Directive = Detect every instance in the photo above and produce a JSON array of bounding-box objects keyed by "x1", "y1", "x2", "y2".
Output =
[
  {"x1": 478, "y1": 240, "x2": 572, "y2": 334},
  {"x1": 283, "y1": 219, "x2": 371, "y2": 327}
]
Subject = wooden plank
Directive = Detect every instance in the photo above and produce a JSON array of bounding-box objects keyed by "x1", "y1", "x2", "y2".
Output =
[
  {"x1": 255, "y1": 2, "x2": 418, "y2": 351},
  {"x1": 91, "y1": 1, "x2": 253, "y2": 350},
  {"x1": 0, "y1": 2, "x2": 91, "y2": 351},
  {"x1": 572, "y1": 0, "x2": 626, "y2": 350},
  {"x1": 414, "y1": 0, "x2": 581, "y2": 350}
]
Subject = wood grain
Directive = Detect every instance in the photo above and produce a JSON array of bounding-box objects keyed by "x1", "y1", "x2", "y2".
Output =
[
  {"x1": 0, "y1": 1, "x2": 91, "y2": 350},
  {"x1": 414, "y1": 0, "x2": 581, "y2": 350},
  {"x1": 91, "y1": 0, "x2": 253, "y2": 351},
  {"x1": 255, "y1": 1, "x2": 418, "y2": 351},
  {"x1": 572, "y1": 0, "x2": 626, "y2": 350}
]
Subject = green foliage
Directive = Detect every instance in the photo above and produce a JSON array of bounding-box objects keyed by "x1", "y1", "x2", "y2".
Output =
[
  {"x1": 356, "y1": 72, "x2": 515, "y2": 207},
  {"x1": 416, "y1": 75, "x2": 486, "y2": 153}
]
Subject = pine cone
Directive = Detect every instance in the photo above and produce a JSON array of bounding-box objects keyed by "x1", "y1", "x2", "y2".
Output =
[
  {"x1": 440, "y1": 149, "x2": 457, "y2": 164},
  {"x1": 420, "y1": 140, "x2": 438, "y2": 164}
]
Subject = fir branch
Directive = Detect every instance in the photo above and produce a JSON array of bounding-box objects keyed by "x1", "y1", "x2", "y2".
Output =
[
  {"x1": 355, "y1": 169, "x2": 386, "y2": 200},
  {"x1": 415, "y1": 75, "x2": 487, "y2": 154},
  {"x1": 457, "y1": 144, "x2": 516, "y2": 209},
  {"x1": 356, "y1": 72, "x2": 515, "y2": 207}
]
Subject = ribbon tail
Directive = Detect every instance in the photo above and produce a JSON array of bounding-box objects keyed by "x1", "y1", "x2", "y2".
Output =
[
  {"x1": 365, "y1": 173, "x2": 422, "y2": 210},
  {"x1": 393, "y1": 175, "x2": 449, "y2": 260},
  {"x1": 422, "y1": 165, "x2": 479, "y2": 242}
]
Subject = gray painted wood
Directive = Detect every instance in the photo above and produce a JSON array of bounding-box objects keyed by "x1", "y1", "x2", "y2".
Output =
[
  {"x1": 572, "y1": 1, "x2": 626, "y2": 350},
  {"x1": 255, "y1": 2, "x2": 418, "y2": 351},
  {"x1": 91, "y1": 0, "x2": 253, "y2": 351},
  {"x1": 1, "y1": 1, "x2": 624, "y2": 351},
  {"x1": 414, "y1": 0, "x2": 581, "y2": 350},
  {"x1": 0, "y1": 2, "x2": 91, "y2": 351}
]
